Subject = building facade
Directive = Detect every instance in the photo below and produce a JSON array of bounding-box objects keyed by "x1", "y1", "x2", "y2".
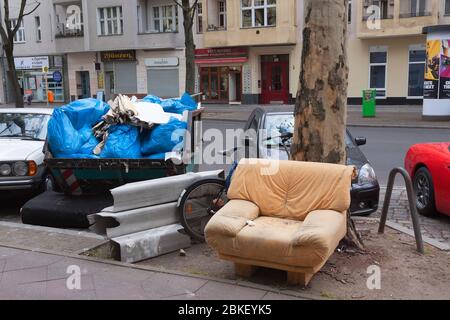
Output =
[
  {"x1": 2, "y1": 0, "x2": 450, "y2": 105},
  {"x1": 2, "y1": 0, "x2": 203, "y2": 103}
]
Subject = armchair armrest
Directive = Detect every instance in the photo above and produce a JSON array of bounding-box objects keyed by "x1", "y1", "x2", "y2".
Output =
[
  {"x1": 293, "y1": 210, "x2": 347, "y2": 257},
  {"x1": 205, "y1": 199, "x2": 260, "y2": 238}
]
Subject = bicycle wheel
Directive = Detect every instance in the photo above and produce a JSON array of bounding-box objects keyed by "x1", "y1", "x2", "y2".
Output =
[{"x1": 179, "y1": 179, "x2": 227, "y2": 242}]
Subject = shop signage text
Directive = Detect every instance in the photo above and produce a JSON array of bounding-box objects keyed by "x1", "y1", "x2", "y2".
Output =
[
  {"x1": 14, "y1": 56, "x2": 49, "y2": 70},
  {"x1": 101, "y1": 50, "x2": 136, "y2": 62},
  {"x1": 145, "y1": 57, "x2": 179, "y2": 67},
  {"x1": 195, "y1": 47, "x2": 249, "y2": 59}
]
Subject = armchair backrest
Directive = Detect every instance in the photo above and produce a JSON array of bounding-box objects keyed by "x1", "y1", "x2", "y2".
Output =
[{"x1": 228, "y1": 159, "x2": 356, "y2": 221}]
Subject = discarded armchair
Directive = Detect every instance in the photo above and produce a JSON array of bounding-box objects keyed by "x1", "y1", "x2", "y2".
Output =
[{"x1": 205, "y1": 159, "x2": 356, "y2": 286}]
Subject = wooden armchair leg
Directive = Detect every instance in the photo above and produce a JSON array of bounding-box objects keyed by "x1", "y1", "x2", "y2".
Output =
[
  {"x1": 287, "y1": 272, "x2": 313, "y2": 286},
  {"x1": 234, "y1": 263, "x2": 258, "y2": 278}
]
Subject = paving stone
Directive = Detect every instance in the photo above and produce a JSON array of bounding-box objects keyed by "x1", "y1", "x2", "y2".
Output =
[
  {"x1": 141, "y1": 273, "x2": 208, "y2": 299},
  {"x1": 3, "y1": 251, "x2": 63, "y2": 272},
  {"x1": 376, "y1": 187, "x2": 450, "y2": 249},
  {"x1": 194, "y1": 281, "x2": 267, "y2": 300},
  {"x1": 262, "y1": 292, "x2": 302, "y2": 300}
]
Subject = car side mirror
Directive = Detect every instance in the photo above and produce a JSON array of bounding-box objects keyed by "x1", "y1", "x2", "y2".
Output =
[{"x1": 355, "y1": 137, "x2": 367, "y2": 146}]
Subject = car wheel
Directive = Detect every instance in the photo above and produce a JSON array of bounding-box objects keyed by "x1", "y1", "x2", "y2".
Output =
[{"x1": 413, "y1": 167, "x2": 437, "y2": 217}]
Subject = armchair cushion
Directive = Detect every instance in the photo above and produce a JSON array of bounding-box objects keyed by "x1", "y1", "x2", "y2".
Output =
[{"x1": 205, "y1": 200, "x2": 260, "y2": 239}]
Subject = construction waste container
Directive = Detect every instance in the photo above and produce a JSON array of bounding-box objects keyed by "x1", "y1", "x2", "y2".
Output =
[{"x1": 362, "y1": 89, "x2": 376, "y2": 118}]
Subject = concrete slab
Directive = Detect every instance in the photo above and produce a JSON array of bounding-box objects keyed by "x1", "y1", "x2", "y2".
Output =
[
  {"x1": 89, "y1": 202, "x2": 179, "y2": 238},
  {"x1": 112, "y1": 224, "x2": 191, "y2": 263}
]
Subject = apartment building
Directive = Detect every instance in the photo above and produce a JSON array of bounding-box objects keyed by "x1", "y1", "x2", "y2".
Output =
[
  {"x1": 2, "y1": 0, "x2": 450, "y2": 105},
  {"x1": 2, "y1": 0, "x2": 203, "y2": 103}
]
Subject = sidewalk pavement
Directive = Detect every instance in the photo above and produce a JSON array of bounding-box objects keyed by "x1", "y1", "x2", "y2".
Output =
[
  {"x1": 2, "y1": 102, "x2": 449, "y2": 129},
  {"x1": 0, "y1": 243, "x2": 305, "y2": 300}
]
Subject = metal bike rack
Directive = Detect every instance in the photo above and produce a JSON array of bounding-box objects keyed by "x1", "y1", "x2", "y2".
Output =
[{"x1": 378, "y1": 167, "x2": 425, "y2": 254}]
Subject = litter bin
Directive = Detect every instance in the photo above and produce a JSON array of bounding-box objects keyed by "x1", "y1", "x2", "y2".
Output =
[{"x1": 362, "y1": 89, "x2": 376, "y2": 118}]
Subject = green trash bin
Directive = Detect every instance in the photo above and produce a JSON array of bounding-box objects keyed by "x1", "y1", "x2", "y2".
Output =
[{"x1": 362, "y1": 89, "x2": 376, "y2": 118}]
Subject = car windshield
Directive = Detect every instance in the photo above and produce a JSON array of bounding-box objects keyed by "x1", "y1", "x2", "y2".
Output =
[
  {"x1": 264, "y1": 113, "x2": 353, "y2": 148},
  {"x1": 0, "y1": 113, "x2": 50, "y2": 141},
  {"x1": 264, "y1": 114, "x2": 294, "y2": 147}
]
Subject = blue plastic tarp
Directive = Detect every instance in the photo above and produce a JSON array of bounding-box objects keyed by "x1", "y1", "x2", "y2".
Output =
[
  {"x1": 141, "y1": 118, "x2": 187, "y2": 155},
  {"x1": 47, "y1": 99, "x2": 110, "y2": 158},
  {"x1": 100, "y1": 125, "x2": 142, "y2": 159},
  {"x1": 143, "y1": 92, "x2": 197, "y2": 114}
]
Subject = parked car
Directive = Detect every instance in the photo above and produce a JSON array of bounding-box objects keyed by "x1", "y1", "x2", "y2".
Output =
[
  {"x1": 405, "y1": 143, "x2": 450, "y2": 217},
  {"x1": 243, "y1": 109, "x2": 380, "y2": 216},
  {"x1": 0, "y1": 108, "x2": 54, "y2": 196}
]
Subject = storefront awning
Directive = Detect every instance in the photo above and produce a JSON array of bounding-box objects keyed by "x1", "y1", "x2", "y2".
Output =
[{"x1": 195, "y1": 57, "x2": 248, "y2": 65}]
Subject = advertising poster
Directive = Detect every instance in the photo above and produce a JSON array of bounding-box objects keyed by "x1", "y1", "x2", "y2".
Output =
[
  {"x1": 439, "y1": 40, "x2": 450, "y2": 99},
  {"x1": 424, "y1": 40, "x2": 440, "y2": 99}
]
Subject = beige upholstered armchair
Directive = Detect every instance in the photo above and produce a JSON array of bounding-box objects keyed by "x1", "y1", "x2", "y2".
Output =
[{"x1": 205, "y1": 159, "x2": 356, "y2": 286}]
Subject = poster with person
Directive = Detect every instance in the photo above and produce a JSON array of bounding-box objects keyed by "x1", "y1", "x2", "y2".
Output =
[
  {"x1": 424, "y1": 40, "x2": 440, "y2": 99},
  {"x1": 439, "y1": 39, "x2": 450, "y2": 99}
]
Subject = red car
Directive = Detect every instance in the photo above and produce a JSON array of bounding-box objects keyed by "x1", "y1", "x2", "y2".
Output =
[{"x1": 405, "y1": 143, "x2": 450, "y2": 217}]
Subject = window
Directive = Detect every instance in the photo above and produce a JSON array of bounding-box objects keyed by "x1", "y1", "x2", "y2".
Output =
[
  {"x1": 97, "y1": 6, "x2": 123, "y2": 36},
  {"x1": 197, "y1": 2, "x2": 203, "y2": 33},
  {"x1": 241, "y1": 0, "x2": 276, "y2": 28},
  {"x1": 35, "y1": 16, "x2": 41, "y2": 41},
  {"x1": 408, "y1": 48, "x2": 426, "y2": 97},
  {"x1": 369, "y1": 49, "x2": 387, "y2": 97},
  {"x1": 348, "y1": 0, "x2": 352, "y2": 24},
  {"x1": 10, "y1": 19, "x2": 25, "y2": 43},
  {"x1": 446, "y1": 0, "x2": 450, "y2": 15},
  {"x1": 152, "y1": 5, "x2": 178, "y2": 33},
  {"x1": 219, "y1": 1, "x2": 227, "y2": 29}
]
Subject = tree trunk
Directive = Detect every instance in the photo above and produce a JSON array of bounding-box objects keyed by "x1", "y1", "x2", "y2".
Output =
[
  {"x1": 181, "y1": 0, "x2": 196, "y2": 95},
  {"x1": 4, "y1": 44, "x2": 24, "y2": 108},
  {"x1": 291, "y1": 0, "x2": 364, "y2": 250}
]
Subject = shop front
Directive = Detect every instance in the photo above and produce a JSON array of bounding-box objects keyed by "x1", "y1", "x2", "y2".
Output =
[
  {"x1": 14, "y1": 55, "x2": 66, "y2": 103},
  {"x1": 100, "y1": 50, "x2": 137, "y2": 101},
  {"x1": 195, "y1": 47, "x2": 248, "y2": 104},
  {"x1": 145, "y1": 57, "x2": 180, "y2": 99}
]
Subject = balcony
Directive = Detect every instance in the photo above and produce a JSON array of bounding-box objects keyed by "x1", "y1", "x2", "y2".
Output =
[
  {"x1": 203, "y1": 0, "x2": 297, "y2": 48},
  {"x1": 357, "y1": 0, "x2": 439, "y2": 39}
]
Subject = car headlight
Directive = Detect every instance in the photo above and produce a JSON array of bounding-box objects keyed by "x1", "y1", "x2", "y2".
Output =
[
  {"x1": 13, "y1": 161, "x2": 28, "y2": 176},
  {"x1": 0, "y1": 164, "x2": 12, "y2": 176},
  {"x1": 358, "y1": 164, "x2": 377, "y2": 186}
]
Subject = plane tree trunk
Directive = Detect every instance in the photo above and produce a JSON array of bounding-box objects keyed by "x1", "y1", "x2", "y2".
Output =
[{"x1": 291, "y1": 0, "x2": 364, "y2": 250}]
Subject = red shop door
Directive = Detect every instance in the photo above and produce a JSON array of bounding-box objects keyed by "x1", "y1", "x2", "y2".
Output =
[{"x1": 261, "y1": 58, "x2": 289, "y2": 104}]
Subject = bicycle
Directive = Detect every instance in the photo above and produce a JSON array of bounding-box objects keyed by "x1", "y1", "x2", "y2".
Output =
[{"x1": 178, "y1": 132, "x2": 293, "y2": 242}]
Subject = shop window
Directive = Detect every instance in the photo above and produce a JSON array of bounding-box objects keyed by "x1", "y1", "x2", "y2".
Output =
[
  {"x1": 348, "y1": 0, "x2": 352, "y2": 24},
  {"x1": 35, "y1": 16, "x2": 41, "y2": 42},
  {"x1": 408, "y1": 49, "x2": 426, "y2": 97},
  {"x1": 151, "y1": 5, "x2": 178, "y2": 33},
  {"x1": 97, "y1": 6, "x2": 123, "y2": 36},
  {"x1": 241, "y1": 0, "x2": 276, "y2": 28},
  {"x1": 197, "y1": 2, "x2": 203, "y2": 33},
  {"x1": 10, "y1": 19, "x2": 25, "y2": 43},
  {"x1": 446, "y1": 0, "x2": 450, "y2": 15},
  {"x1": 369, "y1": 50, "x2": 387, "y2": 97}
]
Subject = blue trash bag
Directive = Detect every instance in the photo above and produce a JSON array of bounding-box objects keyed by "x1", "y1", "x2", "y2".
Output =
[
  {"x1": 61, "y1": 98, "x2": 110, "y2": 130},
  {"x1": 79, "y1": 132, "x2": 100, "y2": 156},
  {"x1": 142, "y1": 92, "x2": 197, "y2": 114},
  {"x1": 47, "y1": 109, "x2": 88, "y2": 157},
  {"x1": 141, "y1": 118, "x2": 187, "y2": 155},
  {"x1": 100, "y1": 125, "x2": 142, "y2": 159}
]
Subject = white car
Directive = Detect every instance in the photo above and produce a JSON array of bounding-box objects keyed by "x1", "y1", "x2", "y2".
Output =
[{"x1": 0, "y1": 108, "x2": 53, "y2": 195}]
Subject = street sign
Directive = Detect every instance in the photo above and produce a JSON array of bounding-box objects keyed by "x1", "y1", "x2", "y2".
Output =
[{"x1": 53, "y1": 71, "x2": 62, "y2": 83}]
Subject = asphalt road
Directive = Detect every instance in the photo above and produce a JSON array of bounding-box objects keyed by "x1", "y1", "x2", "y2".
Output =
[{"x1": 201, "y1": 120, "x2": 450, "y2": 186}]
